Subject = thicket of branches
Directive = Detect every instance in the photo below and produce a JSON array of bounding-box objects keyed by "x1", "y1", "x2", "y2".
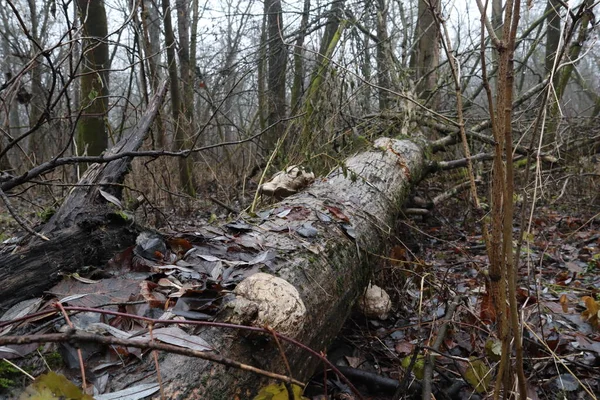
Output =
[{"x1": 0, "y1": 0, "x2": 597, "y2": 205}]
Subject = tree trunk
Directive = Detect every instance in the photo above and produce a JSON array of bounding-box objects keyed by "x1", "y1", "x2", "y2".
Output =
[
  {"x1": 299, "y1": 0, "x2": 346, "y2": 150},
  {"x1": 410, "y1": 0, "x2": 440, "y2": 104},
  {"x1": 162, "y1": 0, "x2": 195, "y2": 196},
  {"x1": 140, "y1": 0, "x2": 165, "y2": 148},
  {"x1": 375, "y1": 0, "x2": 392, "y2": 110},
  {"x1": 290, "y1": 0, "x2": 310, "y2": 112},
  {"x1": 111, "y1": 137, "x2": 426, "y2": 398},
  {"x1": 76, "y1": 0, "x2": 109, "y2": 159},
  {"x1": 0, "y1": 81, "x2": 168, "y2": 312},
  {"x1": 264, "y1": 0, "x2": 287, "y2": 151},
  {"x1": 544, "y1": 0, "x2": 561, "y2": 78}
]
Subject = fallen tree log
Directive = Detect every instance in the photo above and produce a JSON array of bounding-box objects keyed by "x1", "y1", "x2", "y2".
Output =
[
  {"x1": 100, "y1": 137, "x2": 428, "y2": 398},
  {"x1": 1, "y1": 132, "x2": 426, "y2": 398},
  {"x1": 0, "y1": 81, "x2": 168, "y2": 312}
]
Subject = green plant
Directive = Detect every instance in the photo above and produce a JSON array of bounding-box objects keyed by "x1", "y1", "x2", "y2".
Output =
[
  {"x1": 37, "y1": 207, "x2": 56, "y2": 223},
  {"x1": 0, "y1": 360, "x2": 19, "y2": 390}
]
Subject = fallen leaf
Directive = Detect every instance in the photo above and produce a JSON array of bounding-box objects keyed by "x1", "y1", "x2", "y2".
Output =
[
  {"x1": 19, "y1": 371, "x2": 93, "y2": 399},
  {"x1": 325, "y1": 205, "x2": 349, "y2": 222},
  {"x1": 465, "y1": 358, "x2": 491, "y2": 393},
  {"x1": 480, "y1": 291, "x2": 496, "y2": 324},
  {"x1": 95, "y1": 383, "x2": 160, "y2": 400}
]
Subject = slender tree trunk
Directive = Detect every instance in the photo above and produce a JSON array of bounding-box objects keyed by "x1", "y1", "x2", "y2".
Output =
[
  {"x1": 361, "y1": 32, "x2": 372, "y2": 114},
  {"x1": 548, "y1": 0, "x2": 593, "y2": 145},
  {"x1": 26, "y1": 0, "x2": 45, "y2": 161},
  {"x1": 257, "y1": 12, "x2": 268, "y2": 132},
  {"x1": 140, "y1": 0, "x2": 165, "y2": 148},
  {"x1": 162, "y1": 0, "x2": 195, "y2": 196},
  {"x1": 298, "y1": 0, "x2": 346, "y2": 149},
  {"x1": 176, "y1": 0, "x2": 194, "y2": 126},
  {"x1": 375, "y1": 0, "x2": 392, "y2": 110},
  {"x1": 264, "y1": 0, "x2": 287, "y2": 152},
  {"x1": 290, "y1": 0, "x2": 310, "y2": 112},
  {"x1": 544, "y1": 0, "x2": 561, "y2": 78},
  {"x1": 76, "y1": 0, "x2": 109, "y2": 159}
]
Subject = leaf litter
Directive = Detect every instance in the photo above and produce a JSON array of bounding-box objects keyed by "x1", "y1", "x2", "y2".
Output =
[
  {"x1": 2, "y1": 203, "x2": 599, "y2": 399},
  {"x1": 314, "y1": 205, "x2": 600, "y2": 399}
]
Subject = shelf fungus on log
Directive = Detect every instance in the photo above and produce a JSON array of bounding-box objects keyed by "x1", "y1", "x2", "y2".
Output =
[
  {"x1": 224, "y1": 272, "x2": 307, "y2": 338},
  {"x1": 259, "y1": 165, "x2": 315, "y2": 199},
  {"x1": 358, "y1": 283, "x2": 392, "y2": 320}
]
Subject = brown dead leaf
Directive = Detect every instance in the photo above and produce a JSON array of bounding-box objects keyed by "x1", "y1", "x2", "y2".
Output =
[
  {"x1": 394, "y1": 341, "x2": 415, "y2": 356},
  {"x1": 325, "y1": 205, "x2": 349, "y2": 222},
  {"x1": 480, "y1": 291, "x2": 496, "y2": 324},
  {"x1": 389, "y1": 246, "x2": 407, "y2": 264},
  {"x1": 167, "y1": 237, "x2": 193, "y2": 257},
  {"x1": 139, "y1": 281, "x2": 167, "y2": 308}
]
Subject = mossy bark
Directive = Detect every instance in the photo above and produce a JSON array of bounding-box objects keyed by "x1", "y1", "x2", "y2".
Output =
[{"x1": 76, "y1": 0, "x2": 109, "y2": 161}]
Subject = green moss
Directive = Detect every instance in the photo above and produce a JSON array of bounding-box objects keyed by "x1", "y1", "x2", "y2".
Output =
[
  {"x1": 200, "y1": 375, "x2": 209, "y2": 386},
  {"x1": 0, "y1": 360, "x2": 19, "y2": 389},
  {"x1": 37, "y1": 207, "x2": 56, "y2": 223},
  {"x1": 44, "y1": 351, "x2": 63, "y2": 369}
]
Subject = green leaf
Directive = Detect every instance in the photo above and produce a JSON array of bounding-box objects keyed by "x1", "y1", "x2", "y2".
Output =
[{"x1": 88, "y1": 88, "x2": 98, "y2": 101}]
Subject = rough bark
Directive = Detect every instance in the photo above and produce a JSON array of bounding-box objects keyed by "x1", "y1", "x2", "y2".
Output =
[
  {"x1": 162, "y1": 0, "x2": 195, "y2": 196},
  {"x1": 290, "y1": 0, "x2": 310, "y2": 112},
  {"x1": 140, "y1": 0, "x2": 165, "y2": 148},
  {"x1": 410, "y1": 0, "x2": 440, "y2": 103},
  {"x1": 76, "y1": 0, "x2": 110, "y2": 159},
  {"x1": 544, "y1": 0, "x2": 561, "y2": 78},
  {"x1": 102, "y1": 136, "x2": 427, "y2": 398},
  {"x1": 264, "y1": 0, "x2": 287, "y2": 151},
  {"x1": 0, "y1": 81, "x2": 168, "y2": 312}
]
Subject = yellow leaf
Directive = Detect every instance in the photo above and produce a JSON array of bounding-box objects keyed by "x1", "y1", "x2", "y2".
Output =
[
  {"x1": 19, "y1": 372, "x2": 93, "y2": 400},
  {"x1": 464, "y1": 358, "x2": 491, "y2": 393},
  {"x1": 581, "y1": 296, "x2": 600, "y2": 328},
  {"x1": 484, "y1": 339, "x2": 502, "y2": 362},
  {"x1": 401, "y1": 354, "x2": 425, "y2": 379},
  {"x1": 253, "y1": 383, "x2": 308, "y2": 400},
  {"x1": 559, "y1": 294, "x2": 569, "y2": 313}
]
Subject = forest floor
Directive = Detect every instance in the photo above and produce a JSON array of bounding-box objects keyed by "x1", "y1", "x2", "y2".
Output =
[
  {"x1": 1, "y1": 187, "x2": 599, "y2": 399},
  {"x1": 321, "y1": 194, "x2": 600, "y2": 399}
]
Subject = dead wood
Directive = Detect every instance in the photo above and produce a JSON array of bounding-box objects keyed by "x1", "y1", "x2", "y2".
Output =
[
  {"x1": 0, "y1": 81, "x2": 168, "y2": 312},
  {"x1": 1, "y1": 129, "x2": 426, "y2": 398},
  {"x1": 98, "y1": 137, "x2": 427, "y2": 398}
]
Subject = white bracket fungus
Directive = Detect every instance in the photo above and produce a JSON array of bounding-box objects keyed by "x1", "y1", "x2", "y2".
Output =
[
  {"x1": 358, "y1": 284, "x2": 392, "y2": 320},
  {"x1": 226, "y1": 273, "x2": 307, "y2": 338}
]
